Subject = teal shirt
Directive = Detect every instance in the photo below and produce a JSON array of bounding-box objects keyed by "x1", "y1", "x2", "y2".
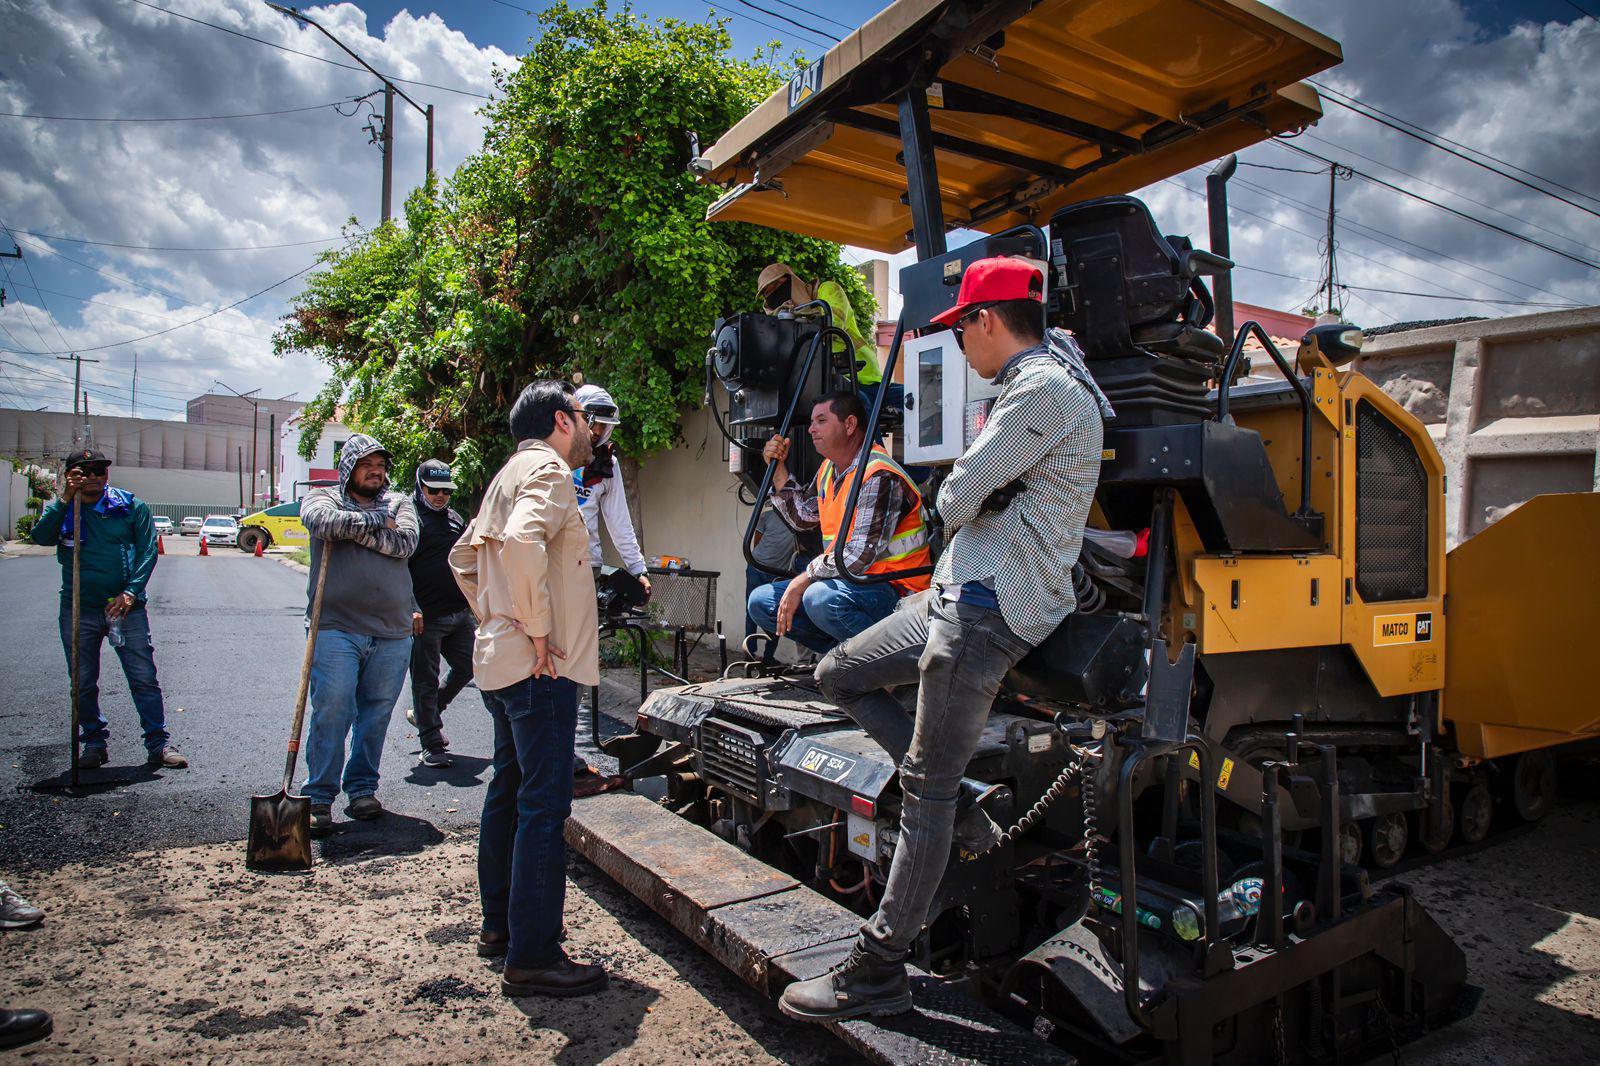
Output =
[{"x1": 31, "y1": 492, "x2": 160, "y2": 608}]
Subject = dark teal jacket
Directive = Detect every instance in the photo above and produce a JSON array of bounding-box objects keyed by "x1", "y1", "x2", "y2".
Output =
[{"x1": 32, "y1": 490, "x2": 160, "y2": 608}]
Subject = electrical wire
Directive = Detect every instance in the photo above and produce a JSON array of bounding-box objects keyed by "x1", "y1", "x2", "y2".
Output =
[
  {"x1": 1307, "y1": 79, "x2": 1600, "y2": 213},
  {"x1": 124, "y1": 0, "x2": 493, "y2": 100},
  {"x1": 4, "y1": 282, "x2": 276, "y2": 343},
  {"x1": 727, "y1": 0, "x2": 840, "y2": 42},
  {"x1": 11, "y1": 233, "x2": 189, "y2": 305},
  {"x1": 0, "y1": 262, "x2": 321, "y2": 355},
  {"x1": 13, "y1": 230, "x2": 345, "y2": 253},
  {"x1": 1230, "y1": 264, "x2": 1580, "y2": 307},
  {"x1": 1273, "y1": 140, "x2": 1600, "y2": 271},
  {"x1": 0, "y1": 101, "x2": 353, "y2": 123},
  {"x1": 0, "y1": 220, "x2": 75, "y2": 353}
]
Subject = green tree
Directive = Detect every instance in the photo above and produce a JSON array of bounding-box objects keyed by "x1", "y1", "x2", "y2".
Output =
[{"x1": 275, "y1": 2, "x2": 873, "y2": 492}]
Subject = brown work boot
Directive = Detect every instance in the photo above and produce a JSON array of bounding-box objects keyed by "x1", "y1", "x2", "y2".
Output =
[
  {"x1": 501, "y1": 950, "x2": 607, "y2": 998},
  {"x1": 779, "y1": 939, "x2": 913, "y2": 1022},
  {"x1": 346, "y1": 796, "x2": 384, "y2": 821},
  {"x1": 147, "y1": 747, "x2": 188, "y2": 769},
  {"x1": 573, "y1": 765, "x2": 624, "y2": 798},
  {"x1": 477, "y1": 929, "x2": 508, "y2": 958}
]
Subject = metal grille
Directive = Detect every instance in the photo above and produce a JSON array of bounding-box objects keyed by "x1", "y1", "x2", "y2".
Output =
[
  {"x1": 699, "y1": 717, "x2": 764, "y2": 804},
  {"x1": 646, "y1": 567, "x2": 719, "y2": 633},
  {"x1": 1355, "y1": 400, "x2": 1429, "y2": 602}
]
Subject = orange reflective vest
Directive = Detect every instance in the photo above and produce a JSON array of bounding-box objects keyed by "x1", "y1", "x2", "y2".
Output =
[{"x1": 816, "y1": 446, "x2": 931, "y2": 595}]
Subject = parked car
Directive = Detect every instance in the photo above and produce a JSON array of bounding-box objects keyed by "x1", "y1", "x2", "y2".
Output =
[
  {"x1": 180, "y1": 516, "x2": 204, "y2": 536},
  {"x1": 199, "y1": 515, "x2": 239, "y2": 547},
  {"x1": 152, "y1": 516, "x2": 174, "y2": 535},
  {"x1": 236, "y1": 500, "x2": 308, "y2": 553}
]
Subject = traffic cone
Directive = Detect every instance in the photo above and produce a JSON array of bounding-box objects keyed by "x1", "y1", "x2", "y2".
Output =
[
  {"x1": 157, "y1": 535, "x2": 165, "y2": 555},
  {"x1": 253, "y1": 537, "x2": 264, "y2": 558},
  {"x1": 199, "y1": 535, "x2": 208, "y2": 557}
]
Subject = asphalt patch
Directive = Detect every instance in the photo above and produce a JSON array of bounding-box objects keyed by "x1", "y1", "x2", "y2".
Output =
[
  {"x1": 189, "y1": 1004, "x2": 316, "y2": 1039},
  {"x1": 409, "y1": 976, "x2": 488, "y2": 1006},
  {"x1": 424, "y1": 920, "x2": 479, "y2": 946}
]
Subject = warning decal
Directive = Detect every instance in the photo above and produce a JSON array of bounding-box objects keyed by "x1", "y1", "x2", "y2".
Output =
[{"x1": 1374, "y1": 611, "x2": 1433, "y2": 647}]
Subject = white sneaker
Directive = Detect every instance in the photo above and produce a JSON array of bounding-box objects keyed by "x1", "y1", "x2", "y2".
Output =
[{"x1": 0, "y1": 881, "x2": 44, "y2": 929}]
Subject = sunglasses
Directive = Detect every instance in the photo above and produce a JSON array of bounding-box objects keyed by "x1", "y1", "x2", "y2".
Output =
[
  {"x1": 424, "y1": 486, "x2": 452, "y2": 497},
  {"x1": 75, "y1": 465, "x2": 111, "y2": 477},
  {"x1": 950, "y1": 302, "x2": 995, "y2": 351}
]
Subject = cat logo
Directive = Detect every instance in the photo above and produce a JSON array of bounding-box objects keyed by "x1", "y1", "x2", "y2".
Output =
[
  {"x1": 798, "y1": 746, "x2": 856, "y2": 783},
  {"x1": 1374, "y1": 611, "x2": 1433, "y2": 646},
  {"x1": 787, "y1": 59, "x2": 825, "y2": 112}
]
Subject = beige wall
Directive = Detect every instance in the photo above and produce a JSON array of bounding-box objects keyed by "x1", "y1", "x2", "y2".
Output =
[{"x1": 635, "y1": 406, "x2": 756, "y2": 636}]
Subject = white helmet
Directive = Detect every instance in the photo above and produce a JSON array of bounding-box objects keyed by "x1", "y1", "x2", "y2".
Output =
[{"x1": 574, "y1": 383, "x2": 621, "y2": 426}]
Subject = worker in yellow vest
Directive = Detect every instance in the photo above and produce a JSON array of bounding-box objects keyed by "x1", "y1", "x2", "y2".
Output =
[
  {"x1": 748, "y1": 391, "x2": 929, "y2": 654},
  {"x1": 759, "y1": 263, "x2": 883, "y2": 388}
]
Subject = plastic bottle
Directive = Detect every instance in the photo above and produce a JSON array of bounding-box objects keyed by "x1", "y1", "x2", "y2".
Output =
[
  {"x1": 106, "y1": 600, "x2": 125, "y2": 648},
  {"x1": 1171, "y1": 877, "x2": 1265, "y2": 941}
]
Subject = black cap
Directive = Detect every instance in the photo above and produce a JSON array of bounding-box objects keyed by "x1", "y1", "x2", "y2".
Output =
[
  {"x1": 65, "y1": 448, "x2": 110, "y2": 472},
  {"x1": 418, "y1": 460, "x2": 455, "y2": 490}
]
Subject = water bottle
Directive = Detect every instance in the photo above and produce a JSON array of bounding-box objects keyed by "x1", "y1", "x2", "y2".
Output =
[
  {"x1": 106, "y1": 600, "x2": 125, "y2": 648},
  {"x1": 1170, "y1": 877, "x2": 1265, "y2": 941}
]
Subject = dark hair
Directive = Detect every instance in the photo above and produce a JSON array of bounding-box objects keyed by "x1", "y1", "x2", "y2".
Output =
[
  {"x1": 813, "y1": 389, "x2": 867, "y2": 433},
  {"x1": 508, "y1": 380, "x2": 577, "y2": 443},
  {"x1": 987, "y1": 298, "x2": 1045, "y2": 343}
]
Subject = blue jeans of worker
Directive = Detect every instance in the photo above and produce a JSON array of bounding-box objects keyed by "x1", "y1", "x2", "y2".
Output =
[
  {"x1": 57, "y1": 602, "x2": 169, "y2": 755},
  {"x1": 301, "y1": 628, "x2": 412, "y2": 806},
  {"x1": 747, "y1": 576, "x2": 901, "y2": 654},
  {"x1": 478, "y1": 675, "x2": 579, "y2": 969}
]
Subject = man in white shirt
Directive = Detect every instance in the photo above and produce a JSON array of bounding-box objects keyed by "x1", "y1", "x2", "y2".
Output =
[{"x1": 572, "y1": 384, "x2": 650, "y2": 598}]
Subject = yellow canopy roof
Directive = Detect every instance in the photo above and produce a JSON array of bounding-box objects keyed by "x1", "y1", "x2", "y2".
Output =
[{"x1": 702, "y1": 0, "x2": 1341, "y2": 251}]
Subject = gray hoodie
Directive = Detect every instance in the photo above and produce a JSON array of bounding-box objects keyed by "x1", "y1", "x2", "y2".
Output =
[{"x1": 300, "y1": 433, "x2": 420, "y2": 638}]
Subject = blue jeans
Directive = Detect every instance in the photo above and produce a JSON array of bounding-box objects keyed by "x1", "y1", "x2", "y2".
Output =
[
  {"x1": 478, "y1": 675, "x2": 578, "y2": 969},
  {"x1": 57, "y1": 602, "x2": 168, "y2": 755},
  {"x1": 301, "y1": 628, "x2": 412, "y2": 805},
  {"x1": 747, "y1": 576, "x2": 902, "y2": 654}
]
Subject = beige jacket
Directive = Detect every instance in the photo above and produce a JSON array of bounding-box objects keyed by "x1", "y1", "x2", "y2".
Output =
[{"x1": 449, "y1": 439, "x2": 599, "y2": 690}]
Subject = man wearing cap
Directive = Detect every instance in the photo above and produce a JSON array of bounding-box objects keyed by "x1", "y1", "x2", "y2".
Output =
[
  {"x1": 299, "y1": 434, "x2": 420, "y2": 834},
  {"x1": 781, "y1": 257, "x2": 1109, "y2": 1023},
  {"x1": 758, "y1": 264, "x2": 883, "y2": 392},
  {"x1": 32, "y1": 448, "x2": 186, "y2": 769},
  {"x1": 406, "y1": 459, "x2": 473, "y2": 769}
]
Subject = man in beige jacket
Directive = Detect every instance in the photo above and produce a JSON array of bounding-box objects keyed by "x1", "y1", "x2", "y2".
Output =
[{"x1": 449, "y1": 380, "x2": 606, "y2": 999}]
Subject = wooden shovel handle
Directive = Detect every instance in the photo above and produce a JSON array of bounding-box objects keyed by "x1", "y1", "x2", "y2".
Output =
[{"x1": 282, "y1": 540, "x2": 332, "y2": 793}]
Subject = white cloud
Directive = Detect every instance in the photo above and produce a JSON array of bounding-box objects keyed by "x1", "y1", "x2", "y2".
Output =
[{"x1": 0, "y1": 0, "x2": 512, "y2": 418}]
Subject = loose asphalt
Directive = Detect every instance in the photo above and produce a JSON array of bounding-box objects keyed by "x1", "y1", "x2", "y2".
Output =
[{"x1": 0, "y1": 546, "x2": 632, "y2": 873}]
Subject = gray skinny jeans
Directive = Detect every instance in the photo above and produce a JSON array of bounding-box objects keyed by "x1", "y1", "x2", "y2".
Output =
[{"x1": 814, "y1": 587, "x2": 1033, "y2": 954}]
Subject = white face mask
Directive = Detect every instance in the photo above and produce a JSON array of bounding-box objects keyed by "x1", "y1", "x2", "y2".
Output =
[
  {"x1": 421, "y1": 491, "x2": 447, "y2": 511},
  {"x1": 593, "y1": 422, "x2": 614, "y2": 448}
]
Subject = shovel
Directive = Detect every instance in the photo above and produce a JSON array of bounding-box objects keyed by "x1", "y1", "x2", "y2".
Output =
[{"x1": 246, "y1": 539, "x2": 331, "y2": 872}]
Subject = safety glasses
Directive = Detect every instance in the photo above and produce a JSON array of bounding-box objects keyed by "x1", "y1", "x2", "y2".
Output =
[{"x1": 950, "y1": 302, "x2": 995, "y2": 352}]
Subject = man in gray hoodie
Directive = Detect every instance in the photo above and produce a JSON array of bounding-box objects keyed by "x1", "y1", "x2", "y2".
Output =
[{"x1": 299, "y1": 434, "x2": 420, "y2": 835}]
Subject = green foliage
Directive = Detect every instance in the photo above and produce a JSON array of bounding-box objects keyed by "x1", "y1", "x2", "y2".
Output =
[
  {"x1": 276, "y1": 2, "x2": 873, "y2": 494},
  {"x1": 15, "y1": 514, "x2": 36, "y2": 540},
  {"x1": 26, "y1": 497, "x2": 43, "y2": 512}
]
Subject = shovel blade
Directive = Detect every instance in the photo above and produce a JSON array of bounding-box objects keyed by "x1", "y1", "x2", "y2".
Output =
[{"x1": 246, "y1": 789, "x2": 313, "y2": 872}]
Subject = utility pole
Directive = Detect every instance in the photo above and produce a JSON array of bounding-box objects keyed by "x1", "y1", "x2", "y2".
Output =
[
  {"x1": 57, "y1": 354, "x2": 100, "y2": 447},
  {"x1": 268, "y1": 412, "x2": 277, "y2": 505},
  {"x1": 238, "y1": 446, "x2": 245, "y2": 510},
  {"x1": 131, "y1": 350, "x2": 138, "y2": 417},
  {"x1": 214, "y1": 381, "x2": 263, "y2": 506},
  {"x1": 266, "y1": 4, "x2": 434, "y2": 224},
  {"x1": 1321, "y1": 162, "x2": 1352, "y2": 316}
]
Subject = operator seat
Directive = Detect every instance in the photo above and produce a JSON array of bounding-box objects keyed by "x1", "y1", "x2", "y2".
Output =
[{"x1": 1047, "y1": 195, "x2": 1229, "y2": 426}]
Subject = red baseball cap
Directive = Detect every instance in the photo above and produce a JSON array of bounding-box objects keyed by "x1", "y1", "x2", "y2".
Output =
[{"x1": 930, "y1": 257, "x2": 1045, "y2": 328}]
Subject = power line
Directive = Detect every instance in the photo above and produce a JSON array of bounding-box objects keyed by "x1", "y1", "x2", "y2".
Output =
[
  {"x1": 1230, "y1": 264, "x2": 1580, "y2": 307},
  {"x1": 0, "y1": 100, "x2": 352, "y2": 123},
  {"x1": 705, "y1": 1, "x2": 836, "y2": 47},
  {"x1": 124, "y1": 0, "x2": 493, "y2": 100},
  {"x1": 1308, "y1": 80, "x2": 1600, "y2": 213},
  {"x1": 14, "y1": 229, "x2": 344, "y2": 253},
  {"x1": 0, "y1": 262, "x2": 321, "y2": 355},
  {"x1": 762, "y1": 0, "x2": 855, "y2": 33},
  {"x1": 0, "y1": 220, "x2": 75, "y2": 353},
  {"x1": 1274, "y1": 141, "x2": 1600, "y2": 271},
  {"x1": 5, "y1": 282, "x2": 276, "y2": 343},
  {"x1": 726, "y1": 0, "x2": 840, "y2": 42},
  {"x1": 10, "y1": 233, "x2": 189, "y2": 305}
]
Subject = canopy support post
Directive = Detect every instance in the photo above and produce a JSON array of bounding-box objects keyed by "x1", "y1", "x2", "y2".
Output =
[{"x1": 897, "y1": 79, "x2": 947, "y2": 260}]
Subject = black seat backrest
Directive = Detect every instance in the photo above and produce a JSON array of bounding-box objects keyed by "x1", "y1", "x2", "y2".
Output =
[{"x1": 1047, "y1": 195, "x2": 1220, "y2": 363}]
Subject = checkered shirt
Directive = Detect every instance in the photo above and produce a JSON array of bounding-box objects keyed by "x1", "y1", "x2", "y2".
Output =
[{"x1": 933, "y1": 347, "x2": 1105, "y2": 645}]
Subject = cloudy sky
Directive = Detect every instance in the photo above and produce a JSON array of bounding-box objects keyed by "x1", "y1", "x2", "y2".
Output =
[{"x1": 1, "y1": 0, "x2": 1596, "y2": 426}]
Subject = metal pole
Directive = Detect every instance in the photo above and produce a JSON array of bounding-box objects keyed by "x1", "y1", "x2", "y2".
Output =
[
  {"x1": 131, "y1": 350, "x2": 138, "y2": 417},
  {"x1": 897, "y1": 82, "x2": 947, "y2": 259},
  {"x1": 70, "y1": 492, "x2": 81, "y2": 787},
  {"x1": 1324, "y1": 162, "x2": 1338, "y2": 314},
  {"x1": 425, "y1": 104, "x2": 435, "y2": 179},
  {"x1": 269, "y1": 412, "x2": 277, "y2": 505},
  {"x1": 250, "y1": 401, "x2": 260, "y2": 508},
  {"x1": 1206, "y1": 155, "x2": 1237, "y2": 347},
  {"x1": 238, "y1": 445, "x2": 245, "y2": 510},
  {"x1": 381, "y1": 83, "x2": 395, "y2": 223}
]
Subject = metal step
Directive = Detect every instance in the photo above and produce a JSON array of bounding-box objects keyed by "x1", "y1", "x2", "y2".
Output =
[{"x1": 567, "y1": 791, "x2": 1074, "y2": 1066}]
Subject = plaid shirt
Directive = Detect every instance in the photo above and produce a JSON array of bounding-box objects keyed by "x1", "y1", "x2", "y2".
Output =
[
  {"x1": 934, "y1": 345, "x2": 1104, "y2": 645},
  {"x1": 771, "y1": 462, "x2": 914, "y2": 581}
]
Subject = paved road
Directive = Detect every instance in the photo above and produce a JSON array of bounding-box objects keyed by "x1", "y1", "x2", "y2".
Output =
[{"x1": 0, "y1": 551, "x2": 630, "y2": 872}]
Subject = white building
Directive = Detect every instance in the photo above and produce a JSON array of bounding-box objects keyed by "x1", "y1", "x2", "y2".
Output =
[{"x1": 278, "y1": 413, "x2": 353, "y2": 501}]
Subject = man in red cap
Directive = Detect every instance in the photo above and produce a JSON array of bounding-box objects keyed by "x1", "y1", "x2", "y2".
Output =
[{"x1": 782, "y1": 256, "x2": 1107, "y2": 1023}]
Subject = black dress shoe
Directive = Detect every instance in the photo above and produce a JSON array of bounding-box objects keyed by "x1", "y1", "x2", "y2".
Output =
[
  {"x1": 501, "y1": 951, "x2": 607, "y2": 998},
  {"x1": 0, "y1": 1008, "x2": 52, "y2": 1049}
]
